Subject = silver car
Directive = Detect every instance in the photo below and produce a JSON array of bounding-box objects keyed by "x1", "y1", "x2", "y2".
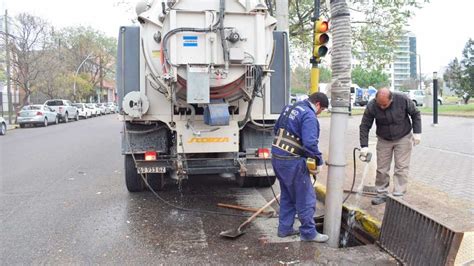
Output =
[
  {"x1": 0, "y1": 117, "x2": 6, "y2": 135},
  {"x1": 17, "y1": 105, "x2": 59, "y2": 128}
]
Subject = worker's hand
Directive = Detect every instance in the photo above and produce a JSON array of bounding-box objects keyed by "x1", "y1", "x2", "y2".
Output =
[
  {"x1": 413, "y1": 134, "x2": 421, "y2": 146},
  {"x1": 360, "y1": 147, "x2": 369, "y2": 157}
]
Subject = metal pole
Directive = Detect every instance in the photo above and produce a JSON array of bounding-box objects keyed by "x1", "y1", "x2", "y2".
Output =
[
  {"x1": 433, "y1": 72, "x2": 438, "y2": 125},
  {"x1": 418, "y1": 54, "x2": 422, "y2": 90},
  {"x1": 275, "y1": 0, "x2": 289, "y2": 32},
  {"x1": 324, "y1": 0, "x2": 351, "y2": 248},
  {"x1": 310, "y1": 0, "x2": 321, "y2": 93},
  {"x1": 4, "y1": 10, "x2": 12, "y2": 124},
  {"x1": 73, "y1": 52, "x2": 94, "y2": 102}
]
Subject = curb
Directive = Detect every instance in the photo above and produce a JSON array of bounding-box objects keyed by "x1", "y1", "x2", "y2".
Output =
[{"x1": 314, "y1": 182, "x2": 382, "y2": 239}]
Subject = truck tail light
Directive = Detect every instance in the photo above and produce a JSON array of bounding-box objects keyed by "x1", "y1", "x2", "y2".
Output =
[
  {"x1": 36, "y1": 111, "x2": 43, "y2": 116},
  {"x1": 144, "y1": 151, "x2": 157, "y2": 161},
  {"x1": 257, "y1": 148, "x2": 270, "y2": 158}
]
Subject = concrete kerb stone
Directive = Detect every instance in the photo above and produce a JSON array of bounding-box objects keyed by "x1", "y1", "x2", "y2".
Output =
[{"x1": 314, "y1": 182, "x2": 382, "y2": 240}]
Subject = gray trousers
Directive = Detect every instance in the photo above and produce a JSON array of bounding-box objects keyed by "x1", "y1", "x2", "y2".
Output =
[{"x1": 376, "y1": 133, "x2": 413, "y2": 196}]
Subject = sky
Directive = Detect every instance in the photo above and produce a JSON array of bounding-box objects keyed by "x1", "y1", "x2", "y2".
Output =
[{"x1": 1, "y1": 0, "x2": 473, "y2": 77}]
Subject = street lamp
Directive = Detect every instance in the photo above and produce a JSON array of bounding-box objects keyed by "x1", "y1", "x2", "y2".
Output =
[{"x1": 73, "y1": 52, "x2": 94, "y2": 101}]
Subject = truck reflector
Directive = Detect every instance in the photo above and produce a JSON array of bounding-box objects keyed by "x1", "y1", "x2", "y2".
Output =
[
  {"x1": 144, "y1": 151, "x2": 157, "y2": 161},
  {"x1": 257, "y1": 148, "x2": 270, "y2": 158}
]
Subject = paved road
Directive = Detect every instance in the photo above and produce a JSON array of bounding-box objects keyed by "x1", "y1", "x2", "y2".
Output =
[
  {"x1": 0, "y1": 115, "x2": 393, "y2": 264},
  {"x1": 318, "y1": 114, "x2": 474, "y2": 202}
]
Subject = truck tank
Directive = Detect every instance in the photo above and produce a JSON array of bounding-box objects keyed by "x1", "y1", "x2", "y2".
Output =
[{"x1": 116, "y1": 0, "x2": 290, "y2": 192}]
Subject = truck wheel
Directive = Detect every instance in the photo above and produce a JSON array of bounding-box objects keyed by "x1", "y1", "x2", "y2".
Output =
[
  {"x1": 258, "y1": 176, "x2": 276, "y2": 187},
  {"x1": 125, "y1": 155, "x2": 145, "y2": 192},
  {"x1": 75, "y1": 113, "x2": 79, "y2": 121},
  {"x1": 147, "y1": 173, "x2": 165, "y2": 191},
  {"x1": 236, "y1": 174, "x2": 257, "y2": 187},
  {"x1": 43, "y1": 118, "x2": 48, "y2": 127},
  {"x1": 63, "y1": 113, "x2": 69, "y2": 123}
]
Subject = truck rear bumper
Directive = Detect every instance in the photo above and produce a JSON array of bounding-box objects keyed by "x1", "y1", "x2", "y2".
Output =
[{"x1": 132, "y1": 157, "x2": 273, "y2": 176}]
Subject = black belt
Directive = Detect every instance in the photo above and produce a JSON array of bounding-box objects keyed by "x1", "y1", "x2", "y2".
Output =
[
  {"x1": 272, "y1": 128, "x2": 304, "y2": 156},
  {"x1": 272, "y1": 153, "x2": 300, "y2": 160}
]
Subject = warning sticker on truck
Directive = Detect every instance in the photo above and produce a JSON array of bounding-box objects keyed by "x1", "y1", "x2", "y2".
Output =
[{"x1": 183, "y1": 35, "x2": 198, "y2": 47}]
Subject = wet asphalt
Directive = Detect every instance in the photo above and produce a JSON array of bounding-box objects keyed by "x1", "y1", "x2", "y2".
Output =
[{"x1": 0, "y1": 115, "x2": 395, "y2": 264}]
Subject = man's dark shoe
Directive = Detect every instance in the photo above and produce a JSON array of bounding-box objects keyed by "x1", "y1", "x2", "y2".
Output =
[
  {"x1": 371, "y1": 196, "x2": 387, "y2": 205},
  {"x1": 277, "y1": 229, "x2": 300, "y2": 238}
]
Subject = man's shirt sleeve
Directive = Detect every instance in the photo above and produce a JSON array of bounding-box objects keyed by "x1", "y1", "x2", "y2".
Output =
[
  {"x1": 407, "y1": 98, "x2": 422, "y2": 134},
  {"x1": 300, "y1": 112, "x2": 323, "y2": 165},
  {"x1": 359, "y1": 106, "x2": 375, "y2": 147}
]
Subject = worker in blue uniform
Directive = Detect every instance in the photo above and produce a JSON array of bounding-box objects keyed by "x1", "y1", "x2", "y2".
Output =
[{"x1": 271, "y1": 92, "x2": 329, "y2": 242}]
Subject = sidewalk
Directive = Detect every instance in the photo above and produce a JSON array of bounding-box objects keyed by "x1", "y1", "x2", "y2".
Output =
[{"x1": 316, "y1": 114, "x2": 474, "y2": 232}]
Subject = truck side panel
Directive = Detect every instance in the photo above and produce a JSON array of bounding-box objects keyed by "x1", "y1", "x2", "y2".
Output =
[
  {"x1": 116, "y1": 26, "x2": 140, "y2": 111},
  {"x1": 270, "y1": 31, "x2": 290, "y2": 114}
]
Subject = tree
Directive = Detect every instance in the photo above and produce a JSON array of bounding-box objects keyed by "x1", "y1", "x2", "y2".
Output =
[
  {"x1": 285, "y1": 0, "x2": 425, "y2": 68},
  {"x1": 351, "y1": 66, "x2": 389, "y2": 88},
  {"x1": 58, "y1": 26, "x2": 117, "y2": 102},
  {"x1": 9, "y1": 13, "x2": 54, "y2": 108},
  {"x1": 444, "y1": 39, "x2": 474, "y2": 104},
  {"x1": 291, "y1": 66, "x2": 331, "y2": 94}
]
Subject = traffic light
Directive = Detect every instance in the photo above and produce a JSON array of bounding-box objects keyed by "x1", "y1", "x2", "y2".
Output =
[{"x1": 313, "y1": 20, "x2": 329, "y2": 62}]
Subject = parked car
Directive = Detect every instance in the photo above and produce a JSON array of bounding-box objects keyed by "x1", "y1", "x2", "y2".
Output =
[
  {"x1": 72, "y1": 103, "x2": 92, "y2": 119},
  {"x1": 17, "y1": 105, "x2": 59, "y2": 128},
  {"x1": 97, "y1": 103, "x2": 111, "y2": 114},
  {"x1": 86, "y1": 103, "x2": 100, "y2": 117},
  {"x1": 96, "y1": 103, "x2": 106, "y2": 115},
  {"x1": 407, "y1": 90, "x2": 443, "y2": 106},
  {"x1": 0, "y1": 117, "x2": 6, "y2": 135},
  {"x1": 106, "y1": 102, "x2": 118, "y2": 113},
  {"x1": 44, "y1": 99, "x2": 79, "y2": 122}
]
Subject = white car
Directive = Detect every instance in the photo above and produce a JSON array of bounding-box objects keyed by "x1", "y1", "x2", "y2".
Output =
[
  {"x1": 17, "y1": 105, "x2": 59, "y2": 127},
  {"x1": 44, "y1": 99, "x2": 79, "y2": 122},
  {"x1": 72, "y1": 103, "x2": 92, "y2": 119},
  {"x1": 407, "y1": 90, "x2": 443, "y2": 106},
  {"x1": 86, "y1": 103, "x2": 100, "y2": 117},
  {"x1": 0, "y1": 117, "x2": 6, "y2": 135}
]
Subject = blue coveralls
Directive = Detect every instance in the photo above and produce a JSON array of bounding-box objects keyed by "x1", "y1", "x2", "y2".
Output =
[{"x1": 271, "y1": 99, "x2": 324, "y2": 240}]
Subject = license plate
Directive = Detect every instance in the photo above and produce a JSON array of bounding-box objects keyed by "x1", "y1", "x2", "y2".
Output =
[{"x1": 137, "y1": 166, "x2": 166, "y2": 174}]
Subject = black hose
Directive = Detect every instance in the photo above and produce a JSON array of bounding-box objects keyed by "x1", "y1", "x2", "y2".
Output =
[{"x1": 342, "y1": 148, "x2": 358, "y2": 204}]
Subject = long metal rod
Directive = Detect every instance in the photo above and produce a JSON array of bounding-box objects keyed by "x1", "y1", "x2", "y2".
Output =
[
  {"x1": 433, "y1": 73, "x2": 438, "y2": 124},
  {"x1": 4, "y1": 10, "x2": 12, "y2": 124}
]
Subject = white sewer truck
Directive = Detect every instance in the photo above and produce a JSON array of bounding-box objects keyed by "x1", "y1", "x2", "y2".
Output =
[{"x1": 116, "y1": 0, "x2": 290, "y2": 192}]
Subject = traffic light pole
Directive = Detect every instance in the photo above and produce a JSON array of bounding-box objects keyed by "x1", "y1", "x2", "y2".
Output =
[{"x1": 310, "y1": 0, "x2": 321, "y2": 93}]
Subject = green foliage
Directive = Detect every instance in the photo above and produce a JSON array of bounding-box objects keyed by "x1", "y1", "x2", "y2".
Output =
[
  {"x1": 290, "y1": 66, "x2": 331, "y2": 94},
  {"x1": 351, "y1": 66, "x2": 389, "y2": 88},
  {"x1": 287, "y1": 0, "x2": 427, "y2": 68},
  {"x1": 444, "y1": 39, "x2": 474, "y2": 99}
]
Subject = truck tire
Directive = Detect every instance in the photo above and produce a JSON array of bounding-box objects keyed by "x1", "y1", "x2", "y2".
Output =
[
  {"x1": 147, "y1": 173, "x2": 165, "y2": 191},
  {"x1": 63, "y1": 113, "x2": 69, "y2": 123},
  {"x1": 125, "y1": 155, "x2": 145, "y2": 192},
  {"x1": 257, "y1": 176, "x2": 276, "y2": 187},
  {"x1": 236, "y1": 174, "x2": 257, "y2": 187}
]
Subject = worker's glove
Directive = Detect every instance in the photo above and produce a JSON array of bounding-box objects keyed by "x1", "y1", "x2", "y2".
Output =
[
  {"x1": 360, "y1": 147, "x2": 369, "y2": 157},
  {"x1": 413, "y1": 134, "x2": 421, "y2": 146},
  {"x1": 309, "y1": 167, "x2": 320, "y2": 176}
]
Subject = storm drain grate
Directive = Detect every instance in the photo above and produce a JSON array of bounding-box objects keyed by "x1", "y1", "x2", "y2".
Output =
[{"x1": 379, "y1": 196, "x2": 473, "y2": 265}]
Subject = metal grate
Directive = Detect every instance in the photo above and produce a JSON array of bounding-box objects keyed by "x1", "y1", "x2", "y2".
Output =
[{"x1": 379, "y1": 196, "x2": 471, "y2": 265}]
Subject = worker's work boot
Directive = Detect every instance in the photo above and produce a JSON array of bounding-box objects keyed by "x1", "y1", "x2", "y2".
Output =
[
  {"x1": 278, "y1": 229, "x2": 300, "y2": 238},
  {"x1": 301, "y1": 233, "x2": 329, "y2": 243},
  {"x1": 371, "y1": 195, "x2": 387, "y2": 205}
]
